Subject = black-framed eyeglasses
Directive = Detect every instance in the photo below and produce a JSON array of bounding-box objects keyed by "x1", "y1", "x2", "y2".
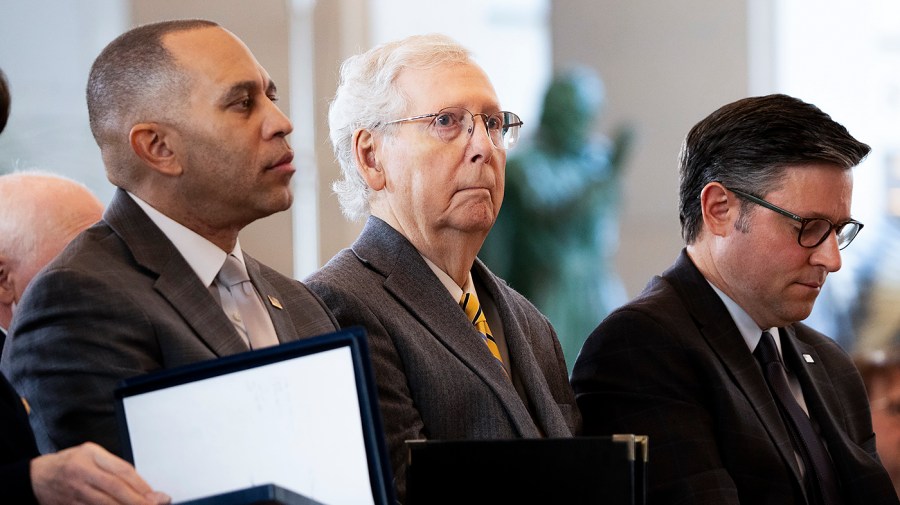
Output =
[
  {"x1": 726, "y1": 187, "x2": 863, "y2": 250},
  {"x1": 383, "y1": 106, "x2": 523, "y2": 150}
]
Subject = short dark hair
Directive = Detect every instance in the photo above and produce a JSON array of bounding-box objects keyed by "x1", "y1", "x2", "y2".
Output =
[
  {"x1": 86, "y1": 19, "x2": 218, "y2": 185},
  {"x1": 678, "y1": 94, "x2": 870, "y2": 244},
  {"x1": 0, "y1": 68, "x2": 10, "y2": 135}
]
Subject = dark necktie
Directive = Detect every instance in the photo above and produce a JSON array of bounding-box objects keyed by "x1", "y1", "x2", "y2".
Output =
[{"x1": 755, "y1": 331, "x2": 843, "y2": 505}]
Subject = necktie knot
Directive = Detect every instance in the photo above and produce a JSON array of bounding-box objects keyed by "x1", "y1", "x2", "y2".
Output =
[
  {"x1": 460, "y1": 292, "x2": 491, "y2": 337},
  {"x1": 216, "y1": 254, "x2": 278, "y2": 350},
  {"x1": 218, "y1": 254, "x2": 251, "y2": 289},
  {"x1": 755, "y1": 331, "x2": 781, "y2": 367}
]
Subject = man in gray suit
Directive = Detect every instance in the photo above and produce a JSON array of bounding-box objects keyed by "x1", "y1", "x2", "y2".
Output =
[
  {"x1": 305, "y1": 34, "x2": 581, "y2": 502},
  {"x1": 1, "y1": 19, "x2": 337, "y2": 456}
]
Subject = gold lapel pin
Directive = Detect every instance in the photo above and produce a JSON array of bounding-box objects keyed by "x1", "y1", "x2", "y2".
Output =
[{"x1": 268, "y1": 295, "x2": 283, "y2": 310}]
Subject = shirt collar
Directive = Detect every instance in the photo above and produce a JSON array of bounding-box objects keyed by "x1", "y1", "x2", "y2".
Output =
[
  {"x1": 420, "y1": 254, "x2": 472, "y2": 303},
  {"x1": 127, "y1": 191, "x2": 242, "y2": 287},
  {"x1": 707, "y1": 280, "x2": 780, "y2": 354}
]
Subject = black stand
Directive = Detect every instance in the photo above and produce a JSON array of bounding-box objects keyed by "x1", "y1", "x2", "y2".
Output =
[
  {"x1": 176, "y1": 484, "x2": 326, "y2": 505},
  {"x1": 406, "y1": 434, "x2": 648, "y2": 505}
]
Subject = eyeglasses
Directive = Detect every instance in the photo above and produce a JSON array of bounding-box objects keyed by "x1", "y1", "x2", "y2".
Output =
[
  {"x1": 383, "y1": 107, "x2": 523, "y2": 150},
  {"x1": 726, "y1": 187, "x2": 863, "y2": 250}
]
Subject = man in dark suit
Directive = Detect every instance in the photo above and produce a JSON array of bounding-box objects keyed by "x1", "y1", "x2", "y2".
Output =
[
  {"x1": 305, "y1": 34, "x2": 581, "y2": 502},
  {"x1": 0, "y1": 69, "x2": 169, "y2": 505},
  {"x1": 1, "y1": 20, "x2": 337, "y2": 457},
  {"x1": 572, "y1": 94, "x2": 899, "y2": 504}
]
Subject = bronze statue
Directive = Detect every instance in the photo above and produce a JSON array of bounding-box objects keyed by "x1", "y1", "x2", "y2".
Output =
[{"x1": 480, "y1": 66, "x2": 633, "y2": 370}]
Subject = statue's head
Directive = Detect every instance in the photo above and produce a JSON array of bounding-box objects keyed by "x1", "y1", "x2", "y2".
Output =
[{"x1": 539, "y1": 65, "x2": 605, "y2": 151}]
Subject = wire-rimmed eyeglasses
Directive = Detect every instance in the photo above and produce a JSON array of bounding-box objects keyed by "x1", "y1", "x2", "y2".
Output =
[
  {"x1": 383, "y1": 107, "x2": 523, "y2": 150},
  {"x1": 726, "y1": 186, "x2": 863, "y2": 250}
]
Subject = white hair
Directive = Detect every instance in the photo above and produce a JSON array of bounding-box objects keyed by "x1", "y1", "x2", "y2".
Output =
[{"x1": 327, "y1": 33, "x2": 473, "y2": 221}]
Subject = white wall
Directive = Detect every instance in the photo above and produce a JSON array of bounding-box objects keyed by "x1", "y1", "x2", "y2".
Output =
[
  {"x1": 0, "y1": 0, "x2": 127, "y2": 202},
  {"x1": 551, "y1": 0, "x2": 751, "y2": 296}
]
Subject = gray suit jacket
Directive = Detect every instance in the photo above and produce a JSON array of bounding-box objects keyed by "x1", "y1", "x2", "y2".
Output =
[
  {"x1": 1, "y1": 189, "x2": 338, "y2": 455},
  {"x1": 305, "y1": 217, "x2": 581, "y2": 502},
  {"x1": 572, "y1": 249, "x2": 898, "y2": 505}
]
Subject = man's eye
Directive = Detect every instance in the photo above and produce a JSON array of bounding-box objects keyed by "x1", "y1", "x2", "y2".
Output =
[
  {"x1": 486, "y1": 115, "x2": 503, "y2": 130},
  {"x1": 434, "y1": 113, "x2": 460, "y2": 128},
  {"x1": 268, "y1": 94, "x2": 279, "y2": 103}
]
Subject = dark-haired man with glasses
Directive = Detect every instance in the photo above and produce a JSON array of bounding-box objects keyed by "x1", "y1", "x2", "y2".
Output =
[
  {"x1": 306, "y1": 33, "x2": 580, "y2": 502},
  {"x1": 572, "y1": 94, "x2": 899, "y2": 505}
]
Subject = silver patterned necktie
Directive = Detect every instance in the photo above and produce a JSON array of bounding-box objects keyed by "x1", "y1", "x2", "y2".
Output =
[{"x1": 217, "y1": 254, "x2": 279, "y2": 349}]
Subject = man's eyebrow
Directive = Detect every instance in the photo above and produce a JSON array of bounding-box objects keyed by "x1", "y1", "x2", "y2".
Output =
[
  {"x1": 218, "y1": 81, "x2": 258, "y2": 105},
  {"x1": 217, "y1": 79, "x2": 278, "y2": 106}
]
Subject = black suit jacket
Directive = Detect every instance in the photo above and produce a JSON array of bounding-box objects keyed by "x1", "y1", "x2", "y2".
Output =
[
  {"x1": 571, "y1": 250, "x2": 898, "y2": 504},
  {"x1": 0, "y1": 372, "x2": 38, "y2": 504},
  {"x1": 1, "y1": 189, "x2": 338, "y2": 455}
]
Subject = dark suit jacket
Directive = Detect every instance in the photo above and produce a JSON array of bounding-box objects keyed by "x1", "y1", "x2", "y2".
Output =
[
  {"x1": 0, "y1": 372, "x2": 38, "y2": 504},
  {"x1": 305, "y1": 216, "x2": 581, "y2": 502},
  {"x1": 0, "y1": 189, "x2": 338, "y2": 455},
  {"x1": 571, "y1": 249, "x2": 898, "y2": 504}
]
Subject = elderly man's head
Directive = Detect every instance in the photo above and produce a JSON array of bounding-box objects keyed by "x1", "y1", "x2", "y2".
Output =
[
  {"x1": 328, "y1": 34, "x2": 521, "y2": 230},
  {"x1": 0, "y1": 172, "x2": 103, "y2": 328}
]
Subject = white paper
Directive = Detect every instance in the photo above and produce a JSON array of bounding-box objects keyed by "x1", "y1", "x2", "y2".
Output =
[{"x1": 122, "y1": 347, "x2": 376, "y2": 504}]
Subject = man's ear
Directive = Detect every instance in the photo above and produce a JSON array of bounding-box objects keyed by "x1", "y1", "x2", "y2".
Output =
[
  {"x1": 700, "y1": 182, "x2": 738, "y2": 238},
  {"x1": 129, "y1": 123, "x2": 182, "y2": 176},
  {"x1": 0, "y1": 257, "x2": 14, "y2": 305},
  {"x1": 354, "y1": 129, "x2": 385, "y2": 191}
]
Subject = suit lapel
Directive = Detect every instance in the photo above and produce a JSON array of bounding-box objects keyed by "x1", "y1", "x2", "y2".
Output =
[
  {"x1": 779, "y1": 326, "x2": 846, "y2": 424},
  {"x1": 665, "y1": 251, "x2": 804, "y2": 485},
  {"x1": 473, "y1": 259, "x2": 568, "y2": 435},
  {"x1": 104, "y1": 189, "x2": 249, "y2": 357},
  {"x1": 781, "y1": 328, "x2": 837, "y2": 422},
  {"x1": 780, "y1": 329, "x2": 850, "y2": 463},
  {"x1": 353, "y1": 218, "x2": 539, "y2": 434},
  {"x1": 243, "y1": 254, "x2": 298, "y2": 344}
]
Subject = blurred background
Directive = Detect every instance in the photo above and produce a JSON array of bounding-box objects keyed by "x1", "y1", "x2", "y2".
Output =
[{"x1": 2, "y1": 0, "x2": 899, "y2": 362}]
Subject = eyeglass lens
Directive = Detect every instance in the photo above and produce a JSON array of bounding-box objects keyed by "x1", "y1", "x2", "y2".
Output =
[
  {"x1": 801, "y1": 219, "x2": 861, "y2": 249},
  {"x1": 428, "y1": 107, "x2": 521, "y2": 150}
]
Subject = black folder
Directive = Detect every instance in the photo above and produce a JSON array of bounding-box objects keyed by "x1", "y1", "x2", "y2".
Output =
[
  {"x1": 405, "y1": 435, "x2": 648, "y2": 505},
  {"x1": 176, "y1": 484, "x2": 325, "y2": 505},
  {"x1": 114, "y1": 326, "x2": 395, "y2": 505}
]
